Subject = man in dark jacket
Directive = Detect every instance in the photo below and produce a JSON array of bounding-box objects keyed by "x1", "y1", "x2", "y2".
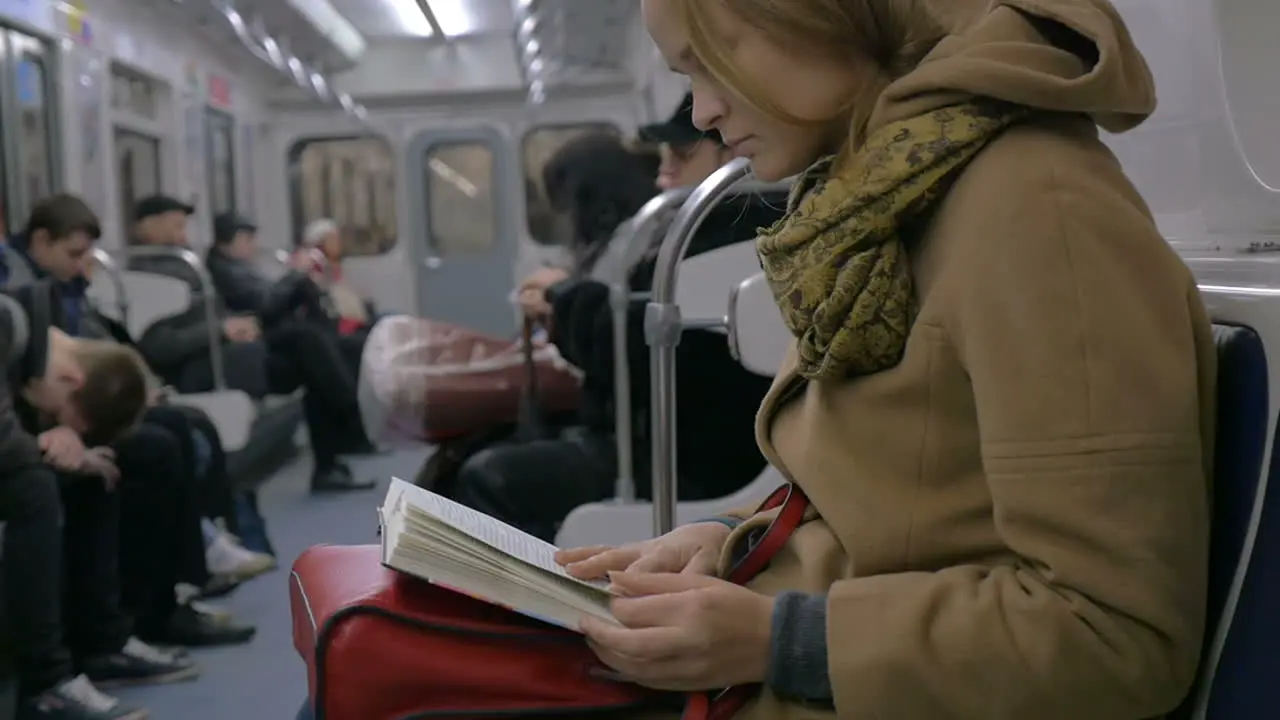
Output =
[
  {"x1": 0, "y1": 275, "x2": 155, "y2": 720},
  {"x1": 126, "y1": 196, "x2": 370, "y2": 492},
  {"x1": 454, "y1": 100, "x2": 782, "y2": 541}
]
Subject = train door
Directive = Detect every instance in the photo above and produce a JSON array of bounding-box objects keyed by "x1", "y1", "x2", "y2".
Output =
[
  {"x1": 407, "y1": 126, "x2": 516, "y2": 337},
  {"x1": 2, "y1": 28, "x2": 59, "y2": 225},
  {"x1": 110, "y1": 64, "x2": 166, "y2": 243}
]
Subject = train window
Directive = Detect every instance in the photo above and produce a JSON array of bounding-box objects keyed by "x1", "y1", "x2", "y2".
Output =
[
  {"x1": 206, "y1": 109, "x2": 236, "y2": 217},
  {"x1": 290, "y1": 136, "x2": 397, "y2": 256},
  {"x1": 110, "y1": 66, "x2": 159, "y2": 120},
  {"x1": 521, "y1": 124, "x2": 620, "y2": 246},
  {"x1": 115, "y1": 130, "x2": 161, "y2": 241},
  {"x1": 423, "y1": 142, "x2": 496, "y2": 256},
  {"x1": 12, "y1": 32, "x2": 55, "y2": 218}
]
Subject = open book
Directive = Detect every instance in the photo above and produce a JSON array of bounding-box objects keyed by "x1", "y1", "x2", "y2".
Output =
[{"x1": 379, "y1": 478, "x2": 615, "y2": 631}]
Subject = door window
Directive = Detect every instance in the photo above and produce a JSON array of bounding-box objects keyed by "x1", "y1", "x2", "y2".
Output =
[
  {"x1": 423, "y1": 142, "x2": 496, "y2": 256},
  {"x1": 288, "y1": 136, "x2": 398, "y2": 256}
]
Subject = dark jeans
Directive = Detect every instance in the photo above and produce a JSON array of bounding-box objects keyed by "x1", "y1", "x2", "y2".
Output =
[
  {"x1": 453, "y1": 428, "x2": 617, "y2": 542},
  {"x1": 145, "y1": 405, "x2": 235, "y2": 525},
  {"x1": 174, "y1": 322, "x2": 368, "y2": 470},
  {"x1": 112, "y1": 415, "x2": 209, "y2": 638},
  {"x1": 1, "y1": 464, "x2": 74, "y2": 697},
  {"x1": 59, "y1": 474, "x2": 133, "y2": 659}
]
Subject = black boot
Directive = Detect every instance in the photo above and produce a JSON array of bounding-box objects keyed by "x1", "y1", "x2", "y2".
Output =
[{"x1": 311, "y1": 462, "x2": 375, "y2": 493}]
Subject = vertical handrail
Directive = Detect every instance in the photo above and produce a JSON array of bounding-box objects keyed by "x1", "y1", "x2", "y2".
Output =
[
  {"x1": 645, "y1": 158, "x2": 753, "y2": 536},
  {"x1": 89, "y1": 247, "x2": 129, "y2": 327},
  {"x1": 608, "y1": 188, "x2": 693, "y2": 503},
  {"x1": 123, "y1": 245, "x2": 227, "y2": 389}
]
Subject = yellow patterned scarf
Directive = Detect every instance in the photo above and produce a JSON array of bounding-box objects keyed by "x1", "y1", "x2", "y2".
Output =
[{"x1": 757, "y1": 100, "x2": 1030, "y2": 380}]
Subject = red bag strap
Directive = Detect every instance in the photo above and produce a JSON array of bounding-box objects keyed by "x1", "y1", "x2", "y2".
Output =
[{"x1": 681, "y1": 483, "x2": 811, "y2": 720}]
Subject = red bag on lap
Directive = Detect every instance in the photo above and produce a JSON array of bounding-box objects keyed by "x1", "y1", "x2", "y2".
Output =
[{"x1": 290, "y1": 544, "x2": 677, "y2": 720}]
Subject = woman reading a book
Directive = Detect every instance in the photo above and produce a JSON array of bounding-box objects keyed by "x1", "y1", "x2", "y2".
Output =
[{"x1": 556, "y1": 0, "x2": 1215, "y2": 717}]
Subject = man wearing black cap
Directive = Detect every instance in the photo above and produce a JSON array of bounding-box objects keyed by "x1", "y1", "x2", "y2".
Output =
[{"x1": 639, "y1": 92, "x2": 734, "y2": 191}]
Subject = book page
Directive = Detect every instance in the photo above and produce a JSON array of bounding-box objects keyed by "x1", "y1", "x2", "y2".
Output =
[{"x1": 388, "y1": 478, "x2": 608, "y2": 591}]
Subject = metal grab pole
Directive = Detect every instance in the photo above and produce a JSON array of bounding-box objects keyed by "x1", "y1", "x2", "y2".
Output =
[
  {"x1": 610, "y1": 188, "x2": 693, "y2": 503},
  {"x1": 124, "y1": 245, "x2": 227, "y2": 389},
  {"x1": 90, "y1": 247, "x2": 129, "y2": 327},
  {"x1": 645, "y1": 158, "x2": 753, "y2": 536}
]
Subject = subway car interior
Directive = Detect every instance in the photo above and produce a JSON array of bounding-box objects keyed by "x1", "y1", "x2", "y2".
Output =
[{"x1": 0, "y1": 0, "x2": 1276, "y2": 718}]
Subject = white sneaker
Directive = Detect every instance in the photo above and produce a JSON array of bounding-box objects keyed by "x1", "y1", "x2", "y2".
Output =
[{"x1": 205, "y1": 532, "x2": 276, "y2": 580}]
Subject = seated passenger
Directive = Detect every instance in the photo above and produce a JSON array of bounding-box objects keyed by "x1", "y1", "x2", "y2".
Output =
[
  {"x1": 80, "y1": 258, "x2": 274, "y2": 594},
  {"x1": 0, "y1": 278, "x2": 160, "y2": 719},
  {"x1": 126, "y1": 196, "x2": 373, "y2": 493},
  {"x1": 293, "y1": 219, "x2": 376, "y2": 339},
  {"x1": 453, "y1": 123, "x2": 779, "y2": 541},
  {"x1": 514, "y1": 131, "x2": 663, "y2": 307},
  {"x1": 4, "y1": 195, "x2": 257, "y2": 649},
  {"x1": 556, "y1": 1, "x2": 1214, "y2": 717}
]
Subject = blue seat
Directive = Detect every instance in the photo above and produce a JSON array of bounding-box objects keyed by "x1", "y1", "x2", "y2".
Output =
[{"x1": 1170, "y1": 323, "x2": 1270, "y2": 719}]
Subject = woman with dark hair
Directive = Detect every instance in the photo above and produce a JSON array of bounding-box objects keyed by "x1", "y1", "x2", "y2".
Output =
[{"x1": 516, "y1": 132, "x2": 660, "y2": 319}]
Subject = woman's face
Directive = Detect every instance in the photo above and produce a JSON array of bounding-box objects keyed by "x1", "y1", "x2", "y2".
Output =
[{"x1": 643, "y1": 0, "x2": 869, "y2": 181}]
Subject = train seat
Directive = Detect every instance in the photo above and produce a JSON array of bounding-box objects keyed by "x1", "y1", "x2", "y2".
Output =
[
  {"x1": 90, "y1": 251, "x2": 304, "y2": 485},
  {"x1": 555, "y1": 269, "x2": 787, "y2": 549}
]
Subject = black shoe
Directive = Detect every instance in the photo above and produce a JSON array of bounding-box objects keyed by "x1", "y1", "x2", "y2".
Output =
[
  {"x1": 311, "y1": 463, "x2": 375, "y2": 493},
  {"x1": 141, "y1": 603, "x2": 256, "y2": 648},
  {"x1": 19, "y1": 675, "x2": 148, "y2": 720},
  {"x1": 81, "y1": 638, "x2": 199, "y2": 689}
]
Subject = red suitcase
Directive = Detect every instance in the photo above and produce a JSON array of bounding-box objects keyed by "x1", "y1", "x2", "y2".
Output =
[{"x1": 289, "y1": 544, "x2": 676, "y2": 720}]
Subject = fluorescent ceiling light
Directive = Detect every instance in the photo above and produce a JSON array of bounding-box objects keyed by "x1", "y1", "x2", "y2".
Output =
[
  {"x1": 287, "y1": 0, "x2": 367, "y2": 61},
  {"x1": 427, "y1": 0, "x2": 480, "y2": 36},
  {"x1": 386, "y1": 0, "x2": 433, "y2": 36}
]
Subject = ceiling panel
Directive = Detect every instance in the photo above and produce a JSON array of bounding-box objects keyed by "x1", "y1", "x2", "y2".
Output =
[{"x1": 330, "y1": 0, "x2": 514, "y2": 38}]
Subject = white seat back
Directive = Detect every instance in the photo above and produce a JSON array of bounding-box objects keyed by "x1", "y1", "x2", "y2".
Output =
[
  {"x1": 728, "y1": 272, "x2": 789, "y2": 376},
  {"x1": 673, "y1": 241, "x2": 763, "y2": 327},
  {"x1": 114, "y1": 271, "x2": 193, "y2": 340}
]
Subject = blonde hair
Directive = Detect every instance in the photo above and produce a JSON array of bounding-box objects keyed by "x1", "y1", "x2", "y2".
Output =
[
  {"x1": 71, "y1": 339, "x2": 150, "y2": 445},
  {"x1": 680, "y1": 0, "x2": 947, "y2": 158}
]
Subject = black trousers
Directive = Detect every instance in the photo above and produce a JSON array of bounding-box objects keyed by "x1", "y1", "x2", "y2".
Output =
[
  {"x1": 1, "y1": 464, "x2": 74, "y2": 697},
  {"x1": 112, "y1": 415, "x2": 209, "y2": 639},
  {"x1": 174, "y1": 322, "x2": 368, "y2": 470},
  {"x1": 453, "y1": 428, "x2": 617, "y2": 542},
  {"x1": 144, "y1": 405, "x2": 234, "y2": 525}
]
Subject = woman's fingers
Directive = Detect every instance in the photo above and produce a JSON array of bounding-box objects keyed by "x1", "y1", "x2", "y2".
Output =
[
  {"x1": 563, "y1": 546, "x2": 643, "y2": 579},
  {"x1": 555, "y1": 545, "x2": 612, "y2": 565},
  {"x1": 626, "y1": 545, "x2": 684, "y2": 574}
]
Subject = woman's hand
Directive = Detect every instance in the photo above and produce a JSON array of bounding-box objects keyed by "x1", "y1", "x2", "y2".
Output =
[
  {"x1": 556, "y1": 521, "x2": 733, "y2": 578},
  {"x1": 519, "y1": 267, "x2": 569, "y2": 293},
  {"x1": 582, "y1": 572, "x2": 775, "y2": 691},
  {"x1": 517, "y1": 287, "x2": 552, "y2": 321}
]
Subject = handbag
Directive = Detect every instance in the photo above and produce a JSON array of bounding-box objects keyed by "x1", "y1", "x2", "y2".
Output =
[
  {"x1": 358, "y1": 315, "x2": 582, "y2": 444},
  {"x1": 290, "y1": 484, "x2": 812, "y2": 720},
  {"x1": 290, "y1": 544, "x2": 681, "y2": 720}
]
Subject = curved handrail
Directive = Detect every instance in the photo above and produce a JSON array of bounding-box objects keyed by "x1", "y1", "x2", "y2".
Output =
[
  {"x1": 645, "y1": 158, "x2": 753, "y2": 535},
  {"x1": 123, "y1": 245, "x2": 227, "y2": 389},
  {"x1": 609, "y1": 187, "x2": 694, "y2": 503},
  {"x1": 90, "y1": 247, "x2": 129, "y2": 326}
]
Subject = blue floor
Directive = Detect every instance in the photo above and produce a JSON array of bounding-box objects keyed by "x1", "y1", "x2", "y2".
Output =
[{"x1": 114, "y1": 447, "x2": 432, "y2": 720}]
